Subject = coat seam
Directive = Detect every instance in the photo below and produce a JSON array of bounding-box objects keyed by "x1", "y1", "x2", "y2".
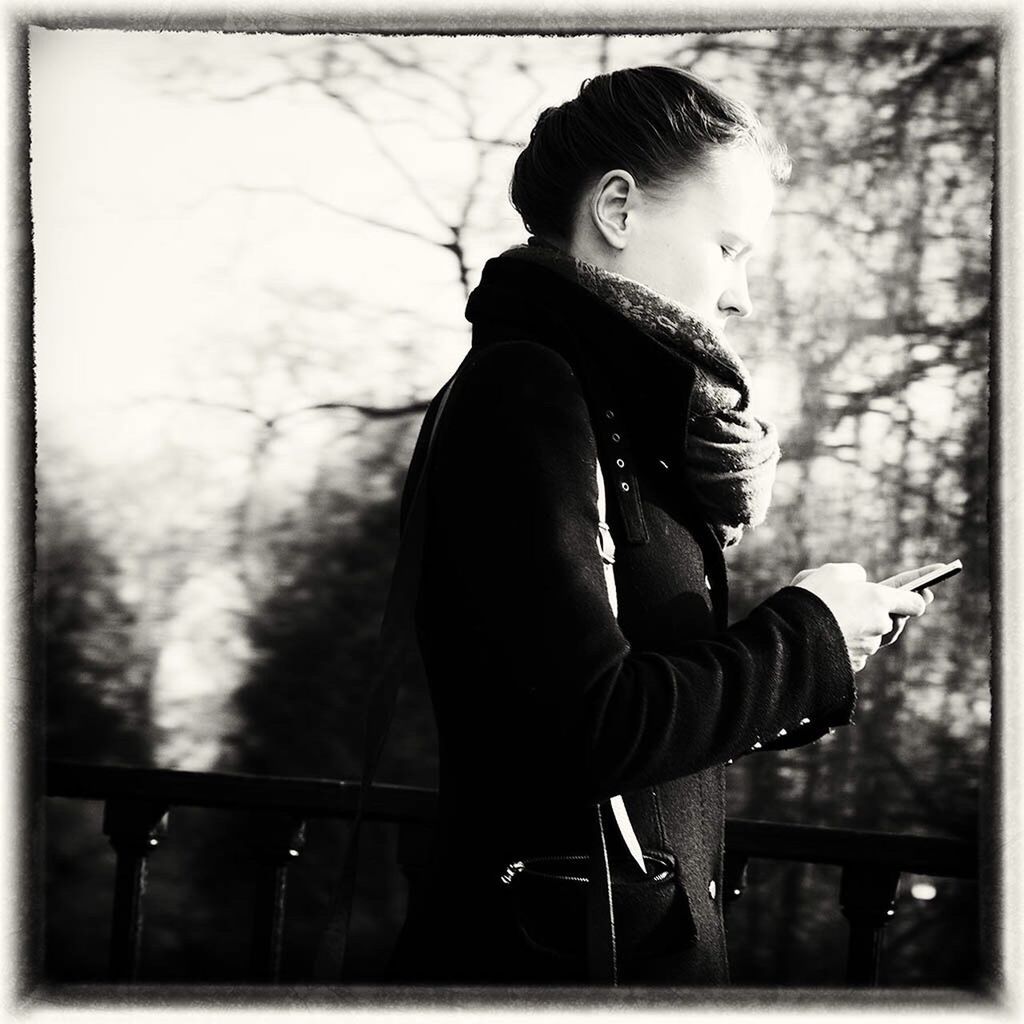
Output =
[{"x1": 651, "y1": 785, "x2": 668, "y2": 850}]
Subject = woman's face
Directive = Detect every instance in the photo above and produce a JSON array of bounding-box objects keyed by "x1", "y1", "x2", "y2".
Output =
[{"x1": 580, "y1": 144, "x2": 776, "y2": 335}]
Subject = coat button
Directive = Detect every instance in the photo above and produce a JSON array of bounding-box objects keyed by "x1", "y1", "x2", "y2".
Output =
[
  {"x1": 611, "y1": 432, "x2": 621, "y2": 443},
  {"x1": 708, "y1": 879, "x2": 717, "y2": 900},
  {"x1": 799, "y1": 717, "x2": 811, "y2": 726},
  {"x1": 704, "y1": 574, "x2": 712, "y2": 591},
  {"x1": 615, "y1": 458, "x2": 625, "y2": 468},
  {"x1": 605, "y1": 410, "x2": 615, "y2": 420},
  {"x1": 751, "y1": 740, "x2": 762, "y2": 750}
]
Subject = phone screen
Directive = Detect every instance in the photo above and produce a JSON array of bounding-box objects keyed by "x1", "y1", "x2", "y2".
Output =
[{"x1": 898, "y1": 559, "x2": 963, "y2": 592}]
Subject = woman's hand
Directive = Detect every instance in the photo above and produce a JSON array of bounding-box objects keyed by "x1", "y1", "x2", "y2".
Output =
[
  {"x1": 790, "y1": 562, "x2": 930, "y2": 672},
  {"x1": 874, "y1": 563, "x2": 939, "y2": 646}
]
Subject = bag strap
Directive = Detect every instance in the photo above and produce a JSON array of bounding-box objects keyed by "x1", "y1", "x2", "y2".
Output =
[
  {"x1": 587, "y1": 802, "x2": 618, "y2": 984},
  {"x1": 312, "y1": 371, "x2": 459, "y2": 981},
  {"x1": 596, "y1": 460, "x2": 647, "y2": 877},
  {"x1": 314, "y1": 355, "x2": 642, "y2": 984},
  {"x1": 588, "y1": 453, "x2": 649, "y2": 987}
]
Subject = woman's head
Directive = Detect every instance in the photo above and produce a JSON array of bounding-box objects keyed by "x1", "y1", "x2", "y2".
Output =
[{"x1": 510, "y1": 66, "x2": 791, "y2": 331}]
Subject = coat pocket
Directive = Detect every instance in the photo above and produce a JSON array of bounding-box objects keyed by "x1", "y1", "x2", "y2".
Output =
[{"x1": 500, "y1": 849, "x2": 697, "y2": 965}]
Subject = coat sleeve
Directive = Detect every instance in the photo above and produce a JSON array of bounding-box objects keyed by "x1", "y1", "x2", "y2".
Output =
[{"x1": 426, "y1": 340, "x2": 856, "y2": 803}]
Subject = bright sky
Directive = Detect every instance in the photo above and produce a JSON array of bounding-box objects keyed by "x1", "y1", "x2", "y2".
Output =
[
  {"x1": 30, "y1": 31, "x2": 469, "y2": 454},
  {"x1": 29, "y1": 29, "x2": 794, "y2": 474}
]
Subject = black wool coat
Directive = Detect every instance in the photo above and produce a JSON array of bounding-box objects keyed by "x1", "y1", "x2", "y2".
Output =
[{"x1": 386, "y1": 253, "x2": 857, "y2": 986}]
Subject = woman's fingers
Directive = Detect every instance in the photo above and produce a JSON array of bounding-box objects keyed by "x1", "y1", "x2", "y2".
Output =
[
  {"x1": 880, "y1": 616, "x2": 907, "y2": 647},
  {"x1": 880, "y1": 585, "x2": 928, "y2": 618},
  {"x1": 852, "y1": 633, "x2": 882, "y2": 657},
  {"x1": 882, "y1": 588, "x2": 934, "y2": 645}
]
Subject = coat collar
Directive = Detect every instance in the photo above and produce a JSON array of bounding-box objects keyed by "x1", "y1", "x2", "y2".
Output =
[{"x1": 464, "y1": 253, "x2": 697, "y2": 469}]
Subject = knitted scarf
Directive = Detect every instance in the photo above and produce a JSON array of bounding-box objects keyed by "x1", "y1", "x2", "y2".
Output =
[{"x1": 504, "y1": 240, "x2": 780, "y2": 549}]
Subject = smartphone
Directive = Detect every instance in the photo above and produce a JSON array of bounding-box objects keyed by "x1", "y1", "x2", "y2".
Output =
[{"x1": 897, "y1": 559, "x2": 963, "y2": 593}]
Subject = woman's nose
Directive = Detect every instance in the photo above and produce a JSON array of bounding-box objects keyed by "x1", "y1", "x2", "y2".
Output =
[{"x1": 719, "y1": 273, "x2": 752, "y2": 319}]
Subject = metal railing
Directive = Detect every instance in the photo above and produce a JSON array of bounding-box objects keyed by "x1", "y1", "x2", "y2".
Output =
[
  {"x1": 722, "y1": 817, "x2": 977, "y2": 984},
  {"x1": 44, "y1": 760, "x2": 978, "y2": 986}
]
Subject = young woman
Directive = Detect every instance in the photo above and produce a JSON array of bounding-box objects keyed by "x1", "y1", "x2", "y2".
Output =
[{"x1": 385, "y1": 65, "x2": 933, "y2": 986}]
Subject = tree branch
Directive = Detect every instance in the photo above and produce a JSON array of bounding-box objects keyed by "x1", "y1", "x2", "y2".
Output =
[
  {"x1": 138, "y1": 394, "x2": 267, "y2": 423},
  {"x1": 205, "y1": 75, "x2": 309, "y2": 103},
  {"x1": 186, "y1": 183, "x2": 449, "y2": 250},
  {"x1": 136, "y1": 393, "x2": 431, "y2": 428},
  {"x1": 353, "y1": 36, "x2": 465, "y2": 105},
  {"x1": 314, "y1": 75, "x2": 452, "y2": 231},
  {"x1": 277, "y1": 399, "x2": 431, "y2": 421}
]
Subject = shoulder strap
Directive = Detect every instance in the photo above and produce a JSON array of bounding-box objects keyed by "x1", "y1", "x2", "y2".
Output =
[
  {"x1": 313, "y1": 372, "x2": 459, "y2": 982},
  {"x1": 595, "y1": 458, "x2": 647, "y2": 877},
  {"x1": 595, "y1": 455, "x2": 618, "y2": 616},
  {"x1": 315, "y1": 360, "x2": 642, "y2": 983}
]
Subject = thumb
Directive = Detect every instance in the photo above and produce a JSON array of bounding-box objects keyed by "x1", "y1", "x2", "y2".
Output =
[{"x1": 878, "y1": 562, "x2": 947, "y2": 589}]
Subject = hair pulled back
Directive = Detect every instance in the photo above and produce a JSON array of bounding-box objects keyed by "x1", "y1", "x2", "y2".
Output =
[{"x1": 510, "y1": 65, "x2": 791, "y2": 241}]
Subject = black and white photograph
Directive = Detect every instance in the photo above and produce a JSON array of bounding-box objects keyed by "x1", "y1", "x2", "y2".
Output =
[{"x1": 11, "y1": 1, "x2": 1020, "y2": 1015}]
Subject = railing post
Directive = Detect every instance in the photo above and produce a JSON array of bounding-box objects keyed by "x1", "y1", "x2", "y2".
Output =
[
  {"x1": 249, "y1": 814, "x2": 306, "y2": 983},
  {"x1": 102, "y1": 798, "x2": 169, "y2": 982},
  {"x1": 839, "y1": 865, "x2": 901, "y2": 986},
  {"x1": 723, "y1": 850, "x2": 749, "y2": 918}
]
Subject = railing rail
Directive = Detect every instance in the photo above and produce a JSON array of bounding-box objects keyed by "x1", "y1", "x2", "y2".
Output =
[
  {"x1": 46, "y1": 759, "x2": 438, "y2": 821},
  {"x1": 44, "y1": 760, "x2": 978, "y2": 987},
  {"x1": 724, "y1": 817, "x2": 977, "y2": 877}
]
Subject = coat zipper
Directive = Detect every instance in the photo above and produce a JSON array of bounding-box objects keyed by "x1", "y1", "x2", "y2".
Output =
[
  {"x1": 499, "y1": 855, "x2": 589, "y2": 885},
  {"x1": 500, "y1": 854, "x2": 671, "y2": 886}
]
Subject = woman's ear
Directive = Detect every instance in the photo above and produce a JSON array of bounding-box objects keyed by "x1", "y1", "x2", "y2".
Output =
[{"x1": 589, "y1": 169, "x2": 640, "y2": 251}]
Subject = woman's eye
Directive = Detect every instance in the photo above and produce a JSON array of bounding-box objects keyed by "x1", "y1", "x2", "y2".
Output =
[{"x1": 720, "y1": 246, "x2": 737, "y2": 260}]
